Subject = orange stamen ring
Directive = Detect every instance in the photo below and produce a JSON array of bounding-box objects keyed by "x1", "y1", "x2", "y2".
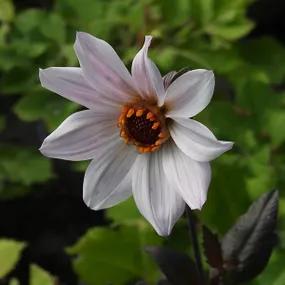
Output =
[{"x1": 118, "y1": 103, "x2": 170, "y2": 153}]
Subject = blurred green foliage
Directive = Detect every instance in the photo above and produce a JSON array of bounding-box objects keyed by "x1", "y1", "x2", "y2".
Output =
[
  {"x1": 0, "y1": 239, "x2": 26, "y2": 278},
  {"x1": 0, "y1": 237, "x2": 55, "y2": 285},
  {"x1": 67, "y1": 224, "x2": 162, "y2": 284},
  {"x1": 1, "y1": 0, "x2": 285, "y2": 284},
  {"x1": 29, "y1": 264, "x2": 56, "y2": 285}
]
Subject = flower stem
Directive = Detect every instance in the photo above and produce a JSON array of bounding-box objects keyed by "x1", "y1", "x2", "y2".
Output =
[{"x1": 186, "y1": 206, "x2": 205, "y2": 284}]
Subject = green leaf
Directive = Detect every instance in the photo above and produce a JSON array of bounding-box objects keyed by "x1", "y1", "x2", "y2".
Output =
[
  {"x1": 0, "y1": 239, "x2": 26, "y2": 278},
  {"x1": 265, "y1": 110, "x2": 285, "y2": 147},
  {"x1": 196, "y1": 101, "x2": 245, "y2": 144},
  {"x1": 214, "y1": 0, "x2": 254, "y2": 22},
  {"x1": 61, "y1": 44, "x2": 78, "y2": 66},
  {"x1": 67, "y1": 224, "x2": 162, "y2": 285},
  {"x1": 187, "y1": 47, "x2": 242, "y2": 73},
  {"x1": 39, "y1": 13, "x2": 66, "y2": 43},
  {"x1": 107, "y1": 198, "x2": 142, "y2": 223},
  {"x1": 0, "y1": 68, "x2": 37, "y2": 94},
  {"x1": 195, "y1": 0, "x2": 214, "y2": 25},
  {"x1": 0, "y1": 145, "x2": 54, "y2": 186},
  {"x1": 57, "y1": 0, "x2": 106, "y2": 23},
  {"x1": 0, "y1": 46, "x2": 27, "y2": 71},
  {"x1": 201, "y1": 154, "x2": 251, "y2": 233},
  {"x1": 188, "y1": 0, "x2": 213, "y2": 26},
  {"x1": 0, "y1": 183, "x2": 31, "y2": 200},
  {"x1": 9, "y1": 278, "x2": 20, "y2": 285},
  {"x1": 10, "y1": 40, "x2": 47, "y2": 59},
  {"x1": 30, "y1": 264, "x2": 55, "y2": 285},
  {"x1": 0, "y1": 0, "x2": 15, "y2": 22},
  {"x1": 206, "y1": 19, "x2": 254, "y2": 40},
  {"x1": 158, "y1": 0, "x2": 191, "y2": 26},
  {"x1": 15, "y1": 9, "x2": 45, "y2": 33},
  {"x1": 238, "y1": 37, "x2": 285, "y2": 84},
  {"x1": 13, "y1": 90, "x2": 78, "y2": 131},
  {"x1": 226, "y1": 79, "x2": 283, "y2": 137},
  {"x1": 233, "y1": 80, "x2": 279, "y2": 113},
  {"x1": 245, "y1": 147, "x2": 276, "y2": 198},
  {"x1": 72, "y1": 161, "x2": 89, "y2": 172}
]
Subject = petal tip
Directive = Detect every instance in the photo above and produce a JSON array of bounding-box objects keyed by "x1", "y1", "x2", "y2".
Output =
[
  {"x1": 152, "y1": 220, "x2": 175, "y2": 237},
  {"x1": 39, "y1": 143, "x2": 48, "y2": 157},
  {"x1": 142, "y1": 35, "x2": 153, "y2": 48},
  {"x1": 38, "y1": 67, "x2": 44, "y2": 75},
  {"x1": 209, "y1": 70, "x2": 215, "y2": 77},
  {"x1": 75, "y1": 31, "x2": 97, "y2": 45},
  {"x1": 223, "y1": 141, "x2": 234, "y2": 151},
  {"x1": 74, "y1": 31, "x2": 87, "y2": 50},
  {"x1": 38, "y1": 68, "x2": 44, "y2": 83},
  {"x1": 145, "y1": 35, "x2": 152, "y2": 41},
  {"x1": 156, "y1": 227, "x2": 171, "y2": 237},
  {"x1": 201, "y1": 69, "x2": 215, "y2": 80},
  {"x1": 39, "y1": 137, "x2": 54, "y2": 158},
  {"x1": 38, "y1": 68, "x2": 49, "y2": 88},
  {"x1": 188, "y1": 203, "x2": 204, "y2": 211},
  {"x1": 76, "y1": 31, "x2": 86, "y2": 39},
  {"x1": 82, "y1": 187, "x2": 104, "y2": 211}
]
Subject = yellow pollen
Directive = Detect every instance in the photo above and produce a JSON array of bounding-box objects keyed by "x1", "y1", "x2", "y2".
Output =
[
  {"x1": 137, "y1": 146, "x2": 149, "y2": 153},
  {"x1": 123, "y1": 138, "x2": 129, "y2": 144},
  {"x1": 127, "y1": 108, "x2": 135, "y2": 118},
  {"x1": 155, "y1": 139, "x2": 163, "y2": 146},
  {"x1": 146, "y1": 112, "x2": 154, "y2": 120},
  {"x1": 118, "y1": 103, "x2": 170, "y2": 154},
  {"x1": 152, "y1": 122, "x2": 160, "y2": 130},
  {"x1": 151, "y1": 146, "x2": 160, "y2": 152},
  {"x1": 136, "y1": 109, "x2": 144, "y2": 117},
  {"x1": 144, "y1": 147, "x2": 152, "y2": 153}
]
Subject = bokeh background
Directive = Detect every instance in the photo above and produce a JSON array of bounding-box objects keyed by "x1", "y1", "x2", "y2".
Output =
[{"x1": 0, "y1": 0, "x2": 285, "y2": 284}]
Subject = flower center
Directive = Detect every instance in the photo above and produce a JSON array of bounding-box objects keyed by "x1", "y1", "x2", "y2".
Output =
[{"x1": 118, "y1": 103, "x2": 169, "y2": 153}]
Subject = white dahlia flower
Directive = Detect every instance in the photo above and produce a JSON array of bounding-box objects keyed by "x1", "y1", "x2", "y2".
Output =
[{"x1": 39, "y1": 32, "x2": 233, "y2": 236}]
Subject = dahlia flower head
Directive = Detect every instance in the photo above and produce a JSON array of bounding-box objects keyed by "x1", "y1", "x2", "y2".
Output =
[{"x1": 39, "y1": 32, "x2": 233, "y2": 236}]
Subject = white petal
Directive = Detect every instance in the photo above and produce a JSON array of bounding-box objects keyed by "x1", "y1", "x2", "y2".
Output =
[
  {"x1": 83, "y1": 142, "x2": 137, "y2": 210},
  {"x1": 74, "y1": 32, "x2": 137, "y2": 103},
  {"x1": 163, "y1": 143, "x2": 211, "y2": 210},
  {"x1": 40, "y1": 110, "x2": 118, "y2": 161},
  {"x1": 132, "y1": 152, "x2": 185, "y2": 236},
  {"x1": 39, "y1": 67, "x2": 120, "y2": 115},
  {"x1": 170, "y1": 118, "x2": 233, "y2": 162},
  {"x1": 165, "y1": 69, "x2": 215, "y2": 118},
  {"x1": 131, "y1": 36, "x2": 165, "y2": 105}
]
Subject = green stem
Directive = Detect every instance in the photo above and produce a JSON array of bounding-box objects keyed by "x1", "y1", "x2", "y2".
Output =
[{"x1": 186, "y1": 206, "x2": 205, "y2": 284}]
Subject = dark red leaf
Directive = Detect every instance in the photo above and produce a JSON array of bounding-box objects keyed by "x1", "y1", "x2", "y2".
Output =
[
  {"x1": 145, "y1": 246, "x2": 201, "y2": 285},
  {"x1": 202, "y1": 226, "x2": 223, "y2": 271},
  {"x1": 221, "y1": 190, "x2": 279, "y2": 282}
]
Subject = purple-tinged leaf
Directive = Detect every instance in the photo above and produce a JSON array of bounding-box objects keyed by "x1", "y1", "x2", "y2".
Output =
[
  {"x1": 222, "y1": 190, "x2": 279, "y2": 282},
  {"x1": 145, "y1": 246, "x2": 201, "y2": 285},
  {"x1": 202, "y1": 226, "x2": 223, "y2": 271},
  {"x1": 163, "y1": 71, "x2": 177, "y2": 89},
  {"x1": 163, "y1": 68, "x2": 192, "y2": 89},
  {"x1": 171, "y1": 67, "x2": 192, "y2": 83}
]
